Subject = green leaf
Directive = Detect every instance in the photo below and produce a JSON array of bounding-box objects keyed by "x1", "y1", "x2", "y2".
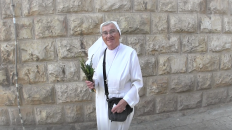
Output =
[{"x1": 79, "y1": 55, "x2": 94, "y2": 82}]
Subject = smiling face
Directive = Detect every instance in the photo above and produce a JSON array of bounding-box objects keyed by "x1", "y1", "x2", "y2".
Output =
[{"x1": 101, "y1": 23, "x2": 120, "y2": 50}]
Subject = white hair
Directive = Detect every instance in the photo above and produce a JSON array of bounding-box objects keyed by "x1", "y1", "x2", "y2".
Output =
[{"x1": 100, "y1": 21, "x2": 121, "y2": 35}]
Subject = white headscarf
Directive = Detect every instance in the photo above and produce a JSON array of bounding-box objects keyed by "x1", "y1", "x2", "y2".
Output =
[{"x1": 86, "y1": 21, "x2": 121, "y2": 68}]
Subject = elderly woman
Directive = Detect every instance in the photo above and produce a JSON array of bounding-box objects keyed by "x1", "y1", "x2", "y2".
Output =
[{"x1": 85, "y1": 21, "x2": 143, "y2": 130}]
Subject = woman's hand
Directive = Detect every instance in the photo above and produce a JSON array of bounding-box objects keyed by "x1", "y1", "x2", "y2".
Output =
[
  {"x1": 85, "y1": 80, "x2": 95, "y2": 90},
  {"x1": 111, "y1": 99, "x2": 128, "y2": 114}
]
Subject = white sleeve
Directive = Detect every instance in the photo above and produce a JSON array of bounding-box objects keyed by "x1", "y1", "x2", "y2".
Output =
[{"x1": 123, "y1": 50, "x2": 143, "y2": 107}]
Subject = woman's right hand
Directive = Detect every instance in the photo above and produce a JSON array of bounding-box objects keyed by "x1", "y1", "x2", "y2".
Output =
[{"x1": 85, "y1": 81, "x2": 95, "y2": 90}]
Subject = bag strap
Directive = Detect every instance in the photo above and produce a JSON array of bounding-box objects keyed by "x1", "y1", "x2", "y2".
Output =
[{"x1": 103, "y1": 48, "x2": 109, "y2": 100}]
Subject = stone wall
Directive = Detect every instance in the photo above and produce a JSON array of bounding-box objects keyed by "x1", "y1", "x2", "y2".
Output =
[{"x1": 1, "y1": 0, "x2": 232, "y2": 129}]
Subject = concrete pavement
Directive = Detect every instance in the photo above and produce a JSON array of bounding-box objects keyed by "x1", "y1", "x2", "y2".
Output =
[
  {"x1": 130, "y1": 103, "x2": 232, "y2": 130},
  {"x1": 2, "y1": 104, "x2": 232, "y2": 130}
]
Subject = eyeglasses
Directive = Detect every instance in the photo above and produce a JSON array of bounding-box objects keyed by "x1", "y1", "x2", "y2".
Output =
[{"x1": 101, "y1": 29, "x2": 117, "y2": 37}]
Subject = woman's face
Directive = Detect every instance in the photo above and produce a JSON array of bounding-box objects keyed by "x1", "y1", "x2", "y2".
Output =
[{"x1": 101, "y1": 23, "x2": 120, "y2": 50}]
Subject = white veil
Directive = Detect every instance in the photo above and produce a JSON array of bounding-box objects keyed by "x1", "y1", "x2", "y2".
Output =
[{"x1": 86, "y1": 21, "x2": 121, "y2": 68}]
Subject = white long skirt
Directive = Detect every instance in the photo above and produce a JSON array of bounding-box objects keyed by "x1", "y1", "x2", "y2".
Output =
[{"x1": 95, "y1": 85, "x2": 134, "y2": 130}]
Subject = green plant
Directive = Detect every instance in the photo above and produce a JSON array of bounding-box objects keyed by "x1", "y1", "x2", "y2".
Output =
[{"x1": 80, "y1": 55, "x2": 95, "y2": 92}]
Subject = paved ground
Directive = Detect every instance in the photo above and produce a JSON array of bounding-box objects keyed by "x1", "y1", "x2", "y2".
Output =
[
  {"x1": 87, "y1": 103, "x2": 232, "y2": 130},
  {"x1": 129, "y1": 103, "x2": 232, "y2": 130},
  {"x1": 9, "y1": 103, "x2": 231, "y2": 130}
]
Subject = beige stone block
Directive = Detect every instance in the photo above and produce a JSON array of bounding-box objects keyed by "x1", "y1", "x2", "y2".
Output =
[
  {"x1": 82, "y1": 36, "x2": 99, "y2": 52},
  {"x1": 0, "y1": 20, "x2": 14, "y2": 41},
  {"x1": 9, "y1": 107, "x2": 35, "y2": 125},
  {"x1": 1, "y1": 42, "x2": 15, "y2": 64},
  {"x1": 146, "y1": 35, "x2": 179, "y2": 54},
  {"x1": 0, "y1": 87, "x2": 17, "y2": 106},
  {"x1": 57, "y1": 37, "x2": 97, "y2": 59},
  {"x1": 68, "y1": 14, "x2": 103, "y2": 35},
  {"x1": 21, "y1": 40, "x2": 55, "y2": 62},
  {"x1": 171, "y1": 75, "x2": 194, "y2": 93},
  {"x1": 158, "y1": 55, "x2": 170, "y2": 75},
  {"x1": 182, "y1": 35, "x2": 207, "y2": 53},
  {"x1": 208, "y1": 35, "x2": 231, "y2": 52},
  {"x1": 158, "y1": 55, "x2": 187, "y2": 75},
  {"x1": 35, "y1": 106, "x2": 63, "y2": 124},
  {"x1": 170, "y1": 14, "x2": 197, "y2": 33},
  {"x1": 169, "y1": 55, "x2": 187, "y2": 74},
  {"x1": 80, "y1": 65, "x2": 87, "y2": 82},
  {"x1": 127, "y1": 36, "x2": 145, "y2": 56},
  {"x1": 151, "y1": 13, "x2": 168, "y2": 33},
  {"x1": 134, "y1": 0, "x2": 156, "y2": 11},
  {"x1": 221, "y1": 53, "x2": 232, "y2": 70},
  {"x1": 196, "y1": 73, "x2": 212, "y2": 90},
  {"x1": 120, "y1": 36, "x2": 127, "y2": 45},
  {"x1": 55, "y1": 82, "x2": 92, "y2": 103},
  {"x1": 105, "y1": 13, "x2": 150, "y2": 34},
  {"x1": 224, "y1": 16, "x2": 232, "y2": 33},
  {"x1": 230, "y1": 0, "x2": 232, "y2": 14},
  {"x1": 138, "y1": 84, "x2": 146, "y2": 97},
  {"x1": 213, "y1": 71, "x2": 232, "y2": 87},
  {"x1": 95, "y1": 0, "x2": 131, "y2": 12},
  {"x1": 147, "y1": 76, "x2": 168, "y2": 95},
  {"x1": 35, "y1": 16, "x2": 66, "y2": 38},
  {"x1": 228, "y1": 87, "x2": 232, "y2": 102},
  {"x1": 139, "y1": 56, "x2": 156, "y2": 76},
  {"x1": 23, "y1": 85, "x2": 54, "y2": 105},
  {"x1": 178, "y1": 0, "x2": 206, "y2": 12},
  {"x1": 203, "y1": 88, "x2": 227, "y2": 107},
  {"x1": 208, "y1": 0, "x2": 229, "y2": 14},
  {"x1": 188, "y1": 54, "x2": 219, "y2": 72},
  {"x1": 199, "y1": 15, "x2": 222, "y2": 33},
  {"x1": 57, "y1": 0, "x2": 93, "y2": 13},
  {"x1": 156, "y1": 95, "x2": 177, "y2": 113},
  {"x1": 16, "y1": 18, "x2": 33, "y2": 40},
  {"x1": 137, "y1": 76, "x2": 146, "y2": 98},
  {"x1": 57, "y1": 38, "x2": 82, "y2": 59},
  {"x1": 0, "y1": 108, "x2": 9, "y2": 125},
  {"x1": 47, "y1": 62, "x2": 79, "y2": 83},
  {"x1": 64, "y1": 105, "x2": 83, "y2": 123},
  {"x1": 84, "y1": 103, "x2": 96, "y2": 122},
  {"x1": 22, "y1": 0, "x2": 54, "y2": 16},
  {"x1": 0, "y1": 68, "x2": 9, "y2": 86},
  {"x1": 2, "y1": 0, "x2": 21, "y2": 18},
  {"x1": 178, "y1": 92, "x2": 202, "y2": 110},
  {"x1": 13, "y1": 64, "x2": 46, "y2": 84},
  {"x1": 170, "y1": 75, "x2": 195, "y2": 93},
  {"x1": 159, "y1": 0, "x2": 177, "y2": 12},
  {"x1": 135, "y1": 96, "x2": 155, "y2": 116}
]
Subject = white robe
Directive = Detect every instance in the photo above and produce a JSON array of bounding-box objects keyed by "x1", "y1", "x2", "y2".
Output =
[{"x1": 88, "y1": 43, "x2": 143, "y2": 130}]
